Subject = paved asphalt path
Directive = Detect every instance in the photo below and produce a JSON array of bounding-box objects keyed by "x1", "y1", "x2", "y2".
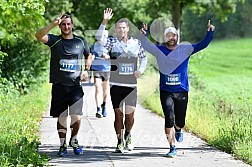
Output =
[{"x1": 39, "y1": 82, "x2": 251, "y2": 167}]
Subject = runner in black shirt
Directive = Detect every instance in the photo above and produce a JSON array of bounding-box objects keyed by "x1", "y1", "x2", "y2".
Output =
[{"x1": 35, "y1": 13, "x2": 91, "y2": 157}]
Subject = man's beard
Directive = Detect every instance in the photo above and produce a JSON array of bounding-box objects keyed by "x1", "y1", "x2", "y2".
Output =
[{"x1": 167, "y1": 39, "x2": 177, "y2": 47}]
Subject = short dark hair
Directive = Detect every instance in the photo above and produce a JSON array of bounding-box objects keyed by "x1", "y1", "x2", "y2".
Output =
[
  {"x1": 115, "y1": 18, "x2": 129, "y2": 27},
  {"x1": 61, "y1": 12, "x2": 73, "y2": 24}
]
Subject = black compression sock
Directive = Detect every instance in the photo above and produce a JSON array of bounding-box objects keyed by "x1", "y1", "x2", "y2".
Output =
[
  {"x1": 124, "y1": 131, "x2": 130, "y2": 139},
  {"x1": 175, "y1": 127, "x2": 181, "y2": 132},
  {"x1": 118, "y1": 138, "x2": 122, "y2": 144},
  {"x1": 102, "y1": 102, "x2": 106, "y2": 107}
]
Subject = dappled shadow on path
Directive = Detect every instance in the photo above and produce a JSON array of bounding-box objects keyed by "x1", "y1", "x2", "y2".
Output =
[{"x1": 39, "y1": 144, "x2": 219, "y2": 165}]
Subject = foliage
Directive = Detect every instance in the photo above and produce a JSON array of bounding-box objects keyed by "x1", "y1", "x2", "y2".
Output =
[
  {"x1": 44, "y1": 0, "x2": 73, "y2": 20},
  {"x1": 43, "y1": 0, "x2": 250, "y2": 42},
  {"x1": 188, "y1": 0, "x2": 245, "y2": 22},
  {"x1": 43, "y1": 0, "x2": 152, "y2": 45},
  {"x1": 182, "y1": 0, "x2": 252, "y2": 41},
  {"x1": 0, "y1": 2, "x2": 50, "y2": 166},
  {"x1": 0, "y1": 0, "x2": 45, "y2": 43},
  {"x1": 187, "y1": 38, "x2": 252, "y2": 165},
  {"x1": 0, "y1": 83, "x2": 51, "y2": 166},
  {"x1": 71, "y1": 0, "x2": 151, "y2": 30},
  {"x1": 187, "y1": 87, "x2": 252, "y2": 165},
  {"x1": 0, "y1": 51, "x2": 7, "y2": 75},
  {"x1": 225, "y1": 0, "x2": 252, "y2": 38},
  {"x1": 140, "y1": 38, "x2": 252, "y2": 165},
  {"x1": 145, "y1": 0, "x2": 194, "y2": 28},
  {"x1": 0, "y1": 0, "x2": 49, "y2": 93},
  {"x1": 138, "y1": 54, "x2": 160, "y2": 105},
  {"x1": 1, "y1": 40, "x2": 49, "y2": 94},
  {"x1": 145, "y1": 0, "x2": 245, "y2": 40},
  {"x1": 0, "y1": 0, "x2": 251, "y2": 165}
]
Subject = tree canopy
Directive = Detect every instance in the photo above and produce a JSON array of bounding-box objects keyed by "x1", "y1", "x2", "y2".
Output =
[
  {"x1": 0, "y1": 0, "x2": 250, "y2": 93},
  {"x1": 0, "y1": 0, "x2": 48, "y2": 93}
]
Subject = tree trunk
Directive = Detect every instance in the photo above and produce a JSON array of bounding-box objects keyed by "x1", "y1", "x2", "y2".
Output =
[{"x1": 171, "y1": 2, "x2": 182, "y2": 42}]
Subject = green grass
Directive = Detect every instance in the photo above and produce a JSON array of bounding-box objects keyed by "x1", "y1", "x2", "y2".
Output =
[
  {"x1": 138, "y1": 54, "x2": 163, "y2": 116},
  {"x1": 192, "y1": 38, "x2": 252, "y2": 102},
  {"x1": 0, "y1": 83, "x2": 51, "y2": 166},
  {"x1": 188, "y1": 38, "x2": 252, "y2": 164},
  {"x1": 140, "y1": 38, "x2": 252, "y2": 165}
]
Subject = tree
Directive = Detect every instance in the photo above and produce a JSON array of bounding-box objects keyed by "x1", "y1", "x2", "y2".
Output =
[
  {"x1": 0, "y1": 0, "x2": 45, "y2": 43},
  {"x1": 182, "y1": 0, "x2": 252, "y2": 40},
  {"x1": 226, "y1": 0, "x2": 252, "y2": 37},
  {"x1": 71, "y1": 0, "x2": 151, "y2": 35},
  {"x1": 0, "y1": 0, "x2": 48, "y2": 93},
  {"x1": 44, "y1": 0, "x2": 73, "y2": 22},
  {"x1": 146, "y1": 0, "x2": 245, "y2": 40}
]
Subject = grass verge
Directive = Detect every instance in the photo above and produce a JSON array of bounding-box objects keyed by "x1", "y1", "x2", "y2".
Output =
[
  {"x1": 0, "y1": 83, "x2": 51, "y2": 166},
  {"x1": 139, "y1": 38, "x2": 252, "y2": 165}
]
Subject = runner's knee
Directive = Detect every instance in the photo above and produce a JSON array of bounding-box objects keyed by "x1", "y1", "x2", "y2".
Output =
[{"x1": 165, "y1": 117, "x2": 174, "y2": 128}]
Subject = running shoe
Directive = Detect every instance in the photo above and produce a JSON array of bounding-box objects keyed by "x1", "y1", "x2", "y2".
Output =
[
  {"x1": 101, "y1": 105, "x2": 107, "y2": 117},
  {"x1": 166, "y1": 145, "x2": 177, "y2": 158},
  {"x1": 175, "y1": 129, "x2": 183, "y2": 142},
  {"x1": 125, "y1": 135, "x2": 134, "y2": 151},
  {"x1": 96, "y1": 107, "x2": 103, "y2": 118},
  {"x1": 96, "y1": 112, "x2": 103, "y2": 118},
  {"x1": 57, "y1": 143, "x2": 67, "y2": 157},
  {"x1": 115, "y1": 142, "x2": 124, "y2": 153},
  {"x1": 69, "y1": 138, "x2": 83, "y2": 155}
]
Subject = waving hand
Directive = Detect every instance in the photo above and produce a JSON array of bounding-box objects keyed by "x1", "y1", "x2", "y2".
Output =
[{"x1": 102, "y1": 8, "x2": 114, "y2": 25}]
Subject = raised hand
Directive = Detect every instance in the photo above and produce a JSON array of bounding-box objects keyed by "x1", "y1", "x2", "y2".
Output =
[
  {"x1": 102, "y1": 8, "x2": 114, "y2": 25},
  {"x1": 207, "y1": 20, "x2": 215, "y2": 31},
  {"x1": 52, "y1": 14, "x2": 66, "y2": 26},
  {"x1": 140, "y1": 23, "x2": 148, "y2": 35}
]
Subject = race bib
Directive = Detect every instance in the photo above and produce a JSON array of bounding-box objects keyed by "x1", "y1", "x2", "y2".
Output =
[
  {"x1": 59, "y1": 59, "x2": 77, "y2": 72},
  {"x1": 119, "y1": 63, "x2": 135, "y2": 75},
  {"x1": 165, "y1": 74, "x2": 181, "y2": 85}
]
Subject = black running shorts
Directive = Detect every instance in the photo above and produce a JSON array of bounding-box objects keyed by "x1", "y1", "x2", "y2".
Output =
[
  {"x1": 110, "y1": 85, "x2": 137, "y2": 109},
  {"x1": 160, "y1": 90, "x2": 188, "y2": 128},
  {"x1": 50, "y1": 84, "x2": 84, "y2": 117}
]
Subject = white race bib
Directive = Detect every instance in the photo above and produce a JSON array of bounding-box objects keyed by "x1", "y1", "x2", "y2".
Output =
[
  {"x1": 165, "y1": 74, "x2": 181, "y2": 85},
  {"x1": 59, "y1": 59, "x2": 77, "y2": 72},
  {"x1": 119, "y1": 63, "x2": 135, "y2": 75}
]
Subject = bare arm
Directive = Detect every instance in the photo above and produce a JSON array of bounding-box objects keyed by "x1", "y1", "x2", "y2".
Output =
[
  {"x1": 85, "y1": 53, "x2": 93, "y2": 71},
  {"x1": 35, "y1": 14, "x2": 66, "y2": 43}
]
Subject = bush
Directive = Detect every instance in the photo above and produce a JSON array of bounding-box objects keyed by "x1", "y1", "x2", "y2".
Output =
[
  {"x1": 1, "y1": 39, "x2": 49, "y2": 94},
  {"x1": 0, "y1": 83, "x2": 51, "y2": 166}
]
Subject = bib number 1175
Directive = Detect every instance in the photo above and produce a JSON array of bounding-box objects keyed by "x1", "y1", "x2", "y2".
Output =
[{"x1": 119, "y1": 63, "x2": 134, "y2": 75}]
